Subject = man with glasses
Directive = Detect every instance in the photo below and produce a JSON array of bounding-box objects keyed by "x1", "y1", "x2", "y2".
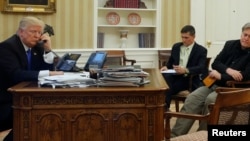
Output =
[{"x1": 0, "y1": 16, "x2": 63, "y2": 141}]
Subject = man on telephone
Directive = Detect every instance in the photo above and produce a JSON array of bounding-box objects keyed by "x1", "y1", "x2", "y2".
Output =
[{"x1": 0, "y1": 16, "x2": 63, "y2": 141}]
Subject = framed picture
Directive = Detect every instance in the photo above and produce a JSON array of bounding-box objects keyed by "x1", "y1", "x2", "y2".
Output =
[{"x1": 1, "y1": 0, "x2": 56, "y2": 13}]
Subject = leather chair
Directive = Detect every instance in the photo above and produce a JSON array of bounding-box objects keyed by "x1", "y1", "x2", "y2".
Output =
[{"x1": 164, "y1": 87, "x2": 250, "y2": 141}]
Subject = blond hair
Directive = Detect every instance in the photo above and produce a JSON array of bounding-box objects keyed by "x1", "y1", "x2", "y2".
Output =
[{"x1": 18, "y1": 16, "x2": 45, "y2": 31}]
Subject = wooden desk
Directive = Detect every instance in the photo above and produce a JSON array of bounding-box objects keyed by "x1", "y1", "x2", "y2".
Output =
[{"x1": 9, "y1": 69, "x2": 168, "y2": 141}]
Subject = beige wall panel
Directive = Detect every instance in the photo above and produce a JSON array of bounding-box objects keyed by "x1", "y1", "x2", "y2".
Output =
[{"x1": 0, "y1": 0, "x2": 93, "y2": 49}]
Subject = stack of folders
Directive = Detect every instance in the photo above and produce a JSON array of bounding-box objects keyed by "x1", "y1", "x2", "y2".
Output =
[
  {"x1": 38, "y1": 72, "x2": 96, "y2": 88},
  {"x1": 98, "y1": 65, "x2": 150, "y2": 87}
]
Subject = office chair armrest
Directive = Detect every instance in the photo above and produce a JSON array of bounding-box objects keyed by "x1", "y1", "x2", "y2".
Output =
[
  {"x1": 124, "y1": 58, "x2": 136, "y2": 65},
  {"x1": 164, "y1": 111, "x2": 210, "y2": 140},
  {"x1": 164, "y1": 111, "x2": 209, "y2": 121},
  {"x1": 226, "y1": 80, "x2": 250, "y2": 88}
]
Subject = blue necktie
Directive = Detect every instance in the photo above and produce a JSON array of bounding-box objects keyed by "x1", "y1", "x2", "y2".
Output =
[{"x1": 27, "y1": 49, "x2": 31, "y2": 70}]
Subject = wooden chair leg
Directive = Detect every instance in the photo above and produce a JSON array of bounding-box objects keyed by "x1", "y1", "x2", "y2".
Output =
[
  {"x1": 175, "y1": 100, "x2": 180, "y2": 112},
  {"x1": 164, "y1": 114, "x2": 171, "y2": 141}
]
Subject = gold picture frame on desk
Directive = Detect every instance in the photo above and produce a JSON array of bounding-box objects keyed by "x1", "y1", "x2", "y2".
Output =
[{"x1": 1, "y1": 0, "x2": 56, "y2": 13}]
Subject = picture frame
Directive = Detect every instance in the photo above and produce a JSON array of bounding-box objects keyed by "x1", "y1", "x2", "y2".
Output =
[{"x1": 1, "y1": 0, "x2": 56, "y2": 13}]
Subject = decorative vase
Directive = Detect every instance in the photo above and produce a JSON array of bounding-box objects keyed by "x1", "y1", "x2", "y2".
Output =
[{"x1": 119, "y1": 30, "x2": 129, "y2": 48}]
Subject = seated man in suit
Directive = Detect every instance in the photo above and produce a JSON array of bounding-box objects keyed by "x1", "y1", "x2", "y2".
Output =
[
  {"x1": 0, "y1": 16, "x2": 63, "y2": 141},
  {"x1": 171, "y1": 22, "x2": 250, "y2": 137},
  {"x1": 160, "y1": 25, "x2": 208, "y2": 110}
]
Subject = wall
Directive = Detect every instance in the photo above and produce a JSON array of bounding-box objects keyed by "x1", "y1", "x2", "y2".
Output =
[
  {"x1": 0, "y1": 0, "x2": 94, "y2": 49},
  {"x1": 0, "y1": 0, "x2": 190, "y2": 68}
]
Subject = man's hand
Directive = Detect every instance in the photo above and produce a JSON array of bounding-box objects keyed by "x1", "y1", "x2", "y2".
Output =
[
  {"x1": 226, "y1": 68, "x2": 243, "y2": 81},
  {"x1": 160, "y1": 66, "x2": 168, "y2": 71},
  {"x1": 209, "y1": 70, "x2": 221, "y2": 80},
  {"x1": 173, "y1": 65, "x2": 186, "y2": 74},
  {"x1": 49, "y1": 71, "x2": 64, "y2": 76},
  {"x1": 40, "y1": 33, "x2": 52, "y2": 52}
]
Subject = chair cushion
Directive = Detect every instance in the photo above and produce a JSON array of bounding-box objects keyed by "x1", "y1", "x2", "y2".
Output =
[
  {"x1": 175, "y1": 90, "x2": 190, "y2": 97},
  {"x1": 171, "y1": 130, "x2": 207, "y2": 141}
]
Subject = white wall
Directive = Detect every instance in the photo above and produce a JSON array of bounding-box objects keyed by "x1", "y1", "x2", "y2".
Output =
[
  {"x1": 190, "y1": 0, "x2": 206, "y2": 47},
  {"x1": 58, "y1": 0, "x2": 209, "y2": 69}
]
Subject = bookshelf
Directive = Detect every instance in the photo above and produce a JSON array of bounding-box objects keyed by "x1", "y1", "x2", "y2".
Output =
[{"x1": 94, "y1": 0, "x2": 161, "y2": 50}]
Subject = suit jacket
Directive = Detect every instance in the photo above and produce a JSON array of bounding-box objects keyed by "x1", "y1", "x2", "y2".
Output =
[
  {"x1": 0, "y1": 34, "x2": 53, "y2": 103},
  {"x1": 166, "y1": 42, "x2": 208, "y2": 89},
  {"x1": 212, "y1": 40, "x2": 250, "y2": 86}
]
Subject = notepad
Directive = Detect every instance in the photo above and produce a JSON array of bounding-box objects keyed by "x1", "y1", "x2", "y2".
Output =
[{"x1": 161, "y1": 69, "x2": 176, "y2": 74}]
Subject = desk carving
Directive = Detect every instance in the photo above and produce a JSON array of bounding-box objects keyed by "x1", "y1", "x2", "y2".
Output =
[
  {"x1": 32, "y1": 95, "x2": 145, "y2": 105},
  {"x1": 10, "y1": 69, "x2": 167, "y2": 141}
]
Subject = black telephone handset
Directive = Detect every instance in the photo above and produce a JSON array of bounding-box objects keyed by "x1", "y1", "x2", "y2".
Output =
[
  {"x1": 37, "y1": 23, "x2": 54, "y2": 50},
  {"x1": 37, "y1": 40, "x2": 46, "y2": 50},
  {"x1": 56, "y1": 53, "x2": 81, "y2": 72}
]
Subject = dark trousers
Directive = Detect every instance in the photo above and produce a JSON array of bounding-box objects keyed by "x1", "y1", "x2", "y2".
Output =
[
  {"x1": 162, "y1": 73, "x2": 189, "y2": 108},
  {"x1": 0, "y1": 103, "x2": 13, "y2": 130},
  {"x1": 0, "y1": 103, "x2": 13, "y2": 141},
  {"x1": 3, "y1": 130, "x2": 13, "y2": 141}
]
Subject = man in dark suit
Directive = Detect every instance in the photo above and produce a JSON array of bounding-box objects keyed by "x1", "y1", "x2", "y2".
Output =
[
  {"x1": 0, "y1": 16, "x2": 63, "y2": 141},
  {"x1": 171, "y1": 22, "x2": 250, "y2": 137},
  {"x1": 160, "y1": 25, "x2": 207, "y2": 109}
]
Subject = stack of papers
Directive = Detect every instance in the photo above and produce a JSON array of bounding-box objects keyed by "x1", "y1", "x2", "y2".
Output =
[
  {"x1": 102, "y1": 65, "x2": 142, "y2": 72},
  {"x1": 38, "y1": 72, "x2": 96, "y2": 88},
  {"x1": 103, "y1": 71, "x2": 149, "y2": 78},
  {"x1": 38, "y1": 66, "x2": 150, "y2": 88},
  {"x1": 98, "y1": 66, "x2": 150, "y2": 87}
]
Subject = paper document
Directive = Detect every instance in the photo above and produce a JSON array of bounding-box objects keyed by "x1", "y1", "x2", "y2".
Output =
[
  {"x1": 161, "y1": 69, "x2": 176, "y2": 74},
  {"x1": 38, "y1": 72, "x2": 96, "y2": 88}
]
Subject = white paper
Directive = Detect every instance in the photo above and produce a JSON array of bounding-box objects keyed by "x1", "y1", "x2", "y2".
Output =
[
  {"x1": 161, "y1": 69, "x2": 176, "y2": 74},
  {"x1": 38, "y1": 72, "x2": 96, "y2": 88}
]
